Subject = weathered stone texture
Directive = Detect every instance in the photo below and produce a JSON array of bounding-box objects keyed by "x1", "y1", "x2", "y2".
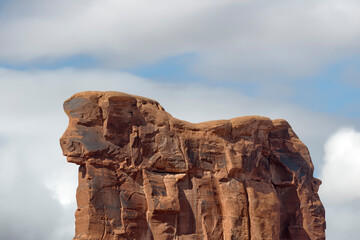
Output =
[{"x1": 60, "y1": 91, "x2": 326, "y2": 240}]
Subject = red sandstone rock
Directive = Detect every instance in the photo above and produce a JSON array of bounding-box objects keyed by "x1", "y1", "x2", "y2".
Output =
[{"x1": 60, "y1": 91, "x2": 326, "y2": 240}]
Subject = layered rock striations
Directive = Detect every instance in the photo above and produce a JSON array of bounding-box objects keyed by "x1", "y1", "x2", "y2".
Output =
[{"x1": 60, "y1": 91, "x2": 325, "y2": 240}]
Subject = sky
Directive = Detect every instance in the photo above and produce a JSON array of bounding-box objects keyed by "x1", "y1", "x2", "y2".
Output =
[{"x1": 0, "y1": 0, "x2": 359, "y2": 239}]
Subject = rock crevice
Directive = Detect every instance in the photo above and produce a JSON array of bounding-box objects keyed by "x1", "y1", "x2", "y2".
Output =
[{"x1": 60, "y1": 91, "x2": 325, "y2": 240}]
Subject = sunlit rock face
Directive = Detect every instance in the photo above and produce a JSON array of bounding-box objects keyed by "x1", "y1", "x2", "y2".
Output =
[{"x1": 60, "y1": 91, "x2": 325, "y2": 240}]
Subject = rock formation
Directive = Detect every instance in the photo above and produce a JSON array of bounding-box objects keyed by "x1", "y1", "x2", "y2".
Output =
[{"x1": 60, "y1": 91, "x2": 326, "y2": 240}]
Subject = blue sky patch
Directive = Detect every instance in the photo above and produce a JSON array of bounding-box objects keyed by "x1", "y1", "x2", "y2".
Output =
[
  {"x1": 127, "y1": 53, "x2": 204, "y2": 83},
  {"x1": 0, "y1": 54, "x2": 98, "y2": 71},
  {"x1": 292, "y1": 57, "x2": 360, "y2": 118}
]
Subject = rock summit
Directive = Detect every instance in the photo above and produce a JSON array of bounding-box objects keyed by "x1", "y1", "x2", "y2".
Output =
[{"x1": 60, "y1": 91, "x2": 325, "y2": 240}]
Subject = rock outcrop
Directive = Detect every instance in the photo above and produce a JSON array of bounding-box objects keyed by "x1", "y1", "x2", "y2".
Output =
[{"x1": 60, "y1": 91, "x2": 325, "y2": 240}]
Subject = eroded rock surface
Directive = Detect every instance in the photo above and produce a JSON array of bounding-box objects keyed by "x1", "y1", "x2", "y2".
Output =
[{"x1": 60, "y1": 91, "x2": 326, "y2": 240}]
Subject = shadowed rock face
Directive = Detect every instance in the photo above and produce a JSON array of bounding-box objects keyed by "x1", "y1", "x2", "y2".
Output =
[{"x1": 60, "y1": 91, "x2": 325, "y2": 240}]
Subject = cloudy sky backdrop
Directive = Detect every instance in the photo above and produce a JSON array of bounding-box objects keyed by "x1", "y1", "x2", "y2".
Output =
[{"x1": 0, "y1": 0, "x2": 359, "y2": 239}]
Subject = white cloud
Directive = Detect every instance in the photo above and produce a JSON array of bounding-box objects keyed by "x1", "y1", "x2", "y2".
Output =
[
  {"x1": 320, "y1": 128, "x2": 360, "y2": 202},
  {"x1": 319, "y1": 128, "x2": 360, "y2": 239},
  {"x1": 0, "y1": 67, "x2": 357, "y2": 239},
  {"x1": 0, "y1": 0, "x2": 360, "y2": 80}
]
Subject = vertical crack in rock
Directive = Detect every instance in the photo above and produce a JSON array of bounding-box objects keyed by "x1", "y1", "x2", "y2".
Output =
[
  {"x1": 244, "y1": 183, "x2": 251, "y2": 240},
  {"x1": 60, "y1": 91, "x2": 326, "y2": 240}
]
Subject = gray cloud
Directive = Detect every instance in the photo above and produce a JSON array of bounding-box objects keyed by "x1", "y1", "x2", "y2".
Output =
[
  {"x1": 0, "y1": 68, "x2": 358, "y2": 238},
  {"x1": 0, "y1": 0, "x2": 360, "y2": 81},
  {"x1": 0, "y1": 137, "x2": 75, "y2": 240}
]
